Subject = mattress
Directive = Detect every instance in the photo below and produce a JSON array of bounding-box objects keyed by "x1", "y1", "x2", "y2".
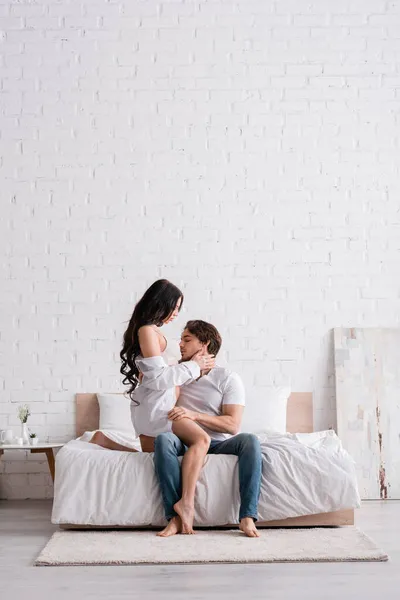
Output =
[{"x1": 51, "y1": 430, "x2": 360, "y2": 527}]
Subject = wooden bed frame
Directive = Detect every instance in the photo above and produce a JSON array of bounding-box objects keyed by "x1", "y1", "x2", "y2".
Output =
[{"x1": 72, "y1": 392, "x2": 354, "y2": 528}]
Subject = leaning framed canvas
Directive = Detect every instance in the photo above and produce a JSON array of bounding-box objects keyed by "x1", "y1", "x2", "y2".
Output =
[{"x1": 334, "y1": 327, "x2": 400, "y2": 499}]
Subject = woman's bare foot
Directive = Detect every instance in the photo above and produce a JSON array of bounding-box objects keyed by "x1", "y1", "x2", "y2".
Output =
[
  {"x1": 173, "y1": 500, "x2": 195, "y2": 534},
  {"x1": 157, "y1": 516, "x2": 182, "y2": 537},
  {"x1": 239, "y1": 517, "x2": 260, "y2": 538}
]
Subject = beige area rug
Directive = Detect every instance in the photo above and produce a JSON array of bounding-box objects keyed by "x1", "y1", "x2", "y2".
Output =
[{"x1": 35, "y1": 527, "x2": 388, "y2": 566}]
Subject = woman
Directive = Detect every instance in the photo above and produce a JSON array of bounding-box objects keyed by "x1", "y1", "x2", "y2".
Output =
[{"x1": 91, "y1": 279, "x2": 214, "y2": 533}]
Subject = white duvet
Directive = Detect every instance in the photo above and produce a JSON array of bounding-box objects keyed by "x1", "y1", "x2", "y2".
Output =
[{"x1": 51, "y1": 430, "x2": 360, "y2": 527}]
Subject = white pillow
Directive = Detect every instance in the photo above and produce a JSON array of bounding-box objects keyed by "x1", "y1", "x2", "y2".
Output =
[
  {"x1": 97, "y1": 393, "x2": 137, "y2": 437},
  {"x1": 241, "y1": 387, "x2": 291, "y2": 434}
]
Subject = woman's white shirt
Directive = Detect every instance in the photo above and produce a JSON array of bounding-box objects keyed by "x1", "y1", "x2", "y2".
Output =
[{"x1": 131, "y1": 342, "x2": 200, "y2": 437}]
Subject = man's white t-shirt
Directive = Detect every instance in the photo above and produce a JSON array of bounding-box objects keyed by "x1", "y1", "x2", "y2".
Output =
[{"x1": 178, "y1": 366, "x2": 246, "y2": 442}]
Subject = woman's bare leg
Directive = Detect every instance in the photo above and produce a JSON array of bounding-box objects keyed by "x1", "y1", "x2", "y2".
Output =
[
  {"x1": 171, "y1": 419, "x2": 210, "y2": 534},
  {"x1": 90, "y1": 431, "x2": 138, "y2": 452}
]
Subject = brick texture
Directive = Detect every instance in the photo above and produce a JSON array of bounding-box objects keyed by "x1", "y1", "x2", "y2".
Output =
[{"x1": 1, "y1": 0, "x2": 400, "y2": 498}]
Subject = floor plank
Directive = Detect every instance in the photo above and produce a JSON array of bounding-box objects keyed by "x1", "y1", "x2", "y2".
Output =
[{"x1": 0, "y1": 500, "x2": 398, "y2": 600}]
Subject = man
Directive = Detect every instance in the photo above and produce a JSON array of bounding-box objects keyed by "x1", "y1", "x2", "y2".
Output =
[{"x1": 154, "y1": 320, "x2": 262, "y2": 538}]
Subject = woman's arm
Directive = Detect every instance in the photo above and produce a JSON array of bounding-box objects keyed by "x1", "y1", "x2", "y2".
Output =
[
  {"x1": 137, "y1": 357, "x2": 201, "y2": 390},
  {"x1": 136, "y1": 326, "x2": 208, "y2": 390},
  {"x1": 138, "y1": 325, "x2": 163, "y2": 357},
  {"x1": 136, "y1": 326, "x2": 160, "y2": 383}
]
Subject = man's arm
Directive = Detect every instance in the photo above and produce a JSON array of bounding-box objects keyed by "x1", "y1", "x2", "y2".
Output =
[
  {"x1": 194, "y1": 404, "x2": 244, "y2": 435},
  {"x1": 168, "y1": 404, "x2": 243, "y2": 435},
  {"x1": 168, "y1": 372, "x2": 245, "y2": 435}
]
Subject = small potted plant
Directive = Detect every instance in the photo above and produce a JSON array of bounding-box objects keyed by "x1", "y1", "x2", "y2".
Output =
[
  {"x1": 17, "y1": 404, "x2": 31, "y2": 444},
  {"x1": 29, "y1": 432, "x2": 39, "y2": 446}
]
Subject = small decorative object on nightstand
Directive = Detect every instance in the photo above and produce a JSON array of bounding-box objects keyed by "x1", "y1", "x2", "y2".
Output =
[
  {"x1": 17, "y1": 404, "x2": 31, "y2": 445},
  {"x1": 0, "y1": 429, "x2": 14, "y2": 444},
  {"x1": 29, "y1": 432, "x2": 39, "y2": 446}
]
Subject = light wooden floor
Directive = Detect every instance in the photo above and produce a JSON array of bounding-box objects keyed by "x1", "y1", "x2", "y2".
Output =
[{"x1": 0, "y1": 500, "x2": 398, "y2": 600}]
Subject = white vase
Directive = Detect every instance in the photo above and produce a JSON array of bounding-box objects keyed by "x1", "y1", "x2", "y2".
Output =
[
  {"x1": 20, "y1": 423, "x2": 30, "y2": 445},
  {"x1": 29, "y1": 437, "x2": 39, "y2": 446}
]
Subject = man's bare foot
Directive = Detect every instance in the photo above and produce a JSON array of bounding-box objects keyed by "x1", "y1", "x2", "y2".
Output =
[
  {"x1": 173, "y1": 499, "x2": 195, "y2": 534},
  {"x1": 157, "y1": 516, "x2": 182, "y2": 537},
  {"x1": 239, "y1": 517, "x2": 260, "y2": 538}
]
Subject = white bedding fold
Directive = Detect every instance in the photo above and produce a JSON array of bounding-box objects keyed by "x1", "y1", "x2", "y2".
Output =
[{"x1": 51, "y1": 430, "x2": 360, "y2": 526}]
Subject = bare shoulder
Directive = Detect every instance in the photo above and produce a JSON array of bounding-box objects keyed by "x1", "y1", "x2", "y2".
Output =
[
  {"x1": 138, "y1": 325, "x2": 157, "y2": 340},
  {"x1": 138, "y1": 325, "x2": 162, "y2": 357}
]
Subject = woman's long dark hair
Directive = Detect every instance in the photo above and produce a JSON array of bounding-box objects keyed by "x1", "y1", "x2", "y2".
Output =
[{"x1": 120, "y1": 279, "x2": 183, "y2": 401}]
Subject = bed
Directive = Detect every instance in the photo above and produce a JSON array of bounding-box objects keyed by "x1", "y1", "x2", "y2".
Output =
[{"x1": 51, "y1": 392, "x2": 359, "y2": 529}]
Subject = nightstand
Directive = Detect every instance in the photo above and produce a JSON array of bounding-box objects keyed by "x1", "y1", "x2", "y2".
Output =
[{"x1": 0, "y1": 443, "x2": 64, "y2": 482}]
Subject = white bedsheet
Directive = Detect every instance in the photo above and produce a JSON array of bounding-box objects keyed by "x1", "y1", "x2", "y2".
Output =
[{"x1": 51, "y1": 430, "x2": 360, "y2": 526}]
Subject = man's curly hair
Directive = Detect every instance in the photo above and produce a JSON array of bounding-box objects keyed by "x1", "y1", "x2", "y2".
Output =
[{"x1": 184, "y1": 320, "x2": 222, "y2": 356}]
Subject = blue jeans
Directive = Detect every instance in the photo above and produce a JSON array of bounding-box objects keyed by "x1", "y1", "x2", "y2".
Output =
[{"x1": 154, "y1": 432, "x2": 262, "y2": 522}]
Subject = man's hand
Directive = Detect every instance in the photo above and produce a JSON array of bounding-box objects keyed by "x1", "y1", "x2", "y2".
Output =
[{"x1": 168, "y1": 407, "x2": 198, "y2": 422}]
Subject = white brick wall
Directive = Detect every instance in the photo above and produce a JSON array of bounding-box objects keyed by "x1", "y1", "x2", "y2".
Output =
[{"x1": 1, "y1": 0, "x2": 400, "y2": 499}]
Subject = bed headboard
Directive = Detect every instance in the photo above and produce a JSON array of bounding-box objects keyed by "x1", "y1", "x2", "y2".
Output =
[{"x1": 75, "y1": 392, "x2": 313, "y2": 438}]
